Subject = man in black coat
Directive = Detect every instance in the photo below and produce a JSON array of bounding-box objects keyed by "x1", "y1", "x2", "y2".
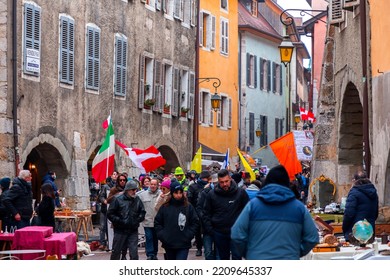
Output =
[
  {"x1": 342, "y1": 171, "x2": 379, "y2": 243},
  {"x1": 107, "y1": 180, "x2": 145, "y2": 260},
  {"x1": 2, "y1": 170, "x2": 33, "y2": 229},
  {"x1": 203, "y1": 169, "x2": 249, "y2": 260}
]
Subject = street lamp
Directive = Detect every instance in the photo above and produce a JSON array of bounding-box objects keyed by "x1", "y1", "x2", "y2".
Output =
[
  {"x1": 255, "y1": 125, "x2": 262, "y2": 138},
  {"x1": 279, "y1": 36, "x2": 294, "y2": 67},
  {"x1": 197, "y1": 77, "x2": 222, "y2": 111}
]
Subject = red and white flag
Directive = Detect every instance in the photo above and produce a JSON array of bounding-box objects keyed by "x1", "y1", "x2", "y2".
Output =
[
  {"x1": 299, "y1": 107, "x2": 308, "y2": 121},
  {"x1": 102, "y1": 115, "x2": 111, "y2": 129},
  {"x1": 307, "y1": 111, "x2": 316, "y2": 123},
  {"x1": 115, "y1": 140, "x2": 166, "y2": 173}
]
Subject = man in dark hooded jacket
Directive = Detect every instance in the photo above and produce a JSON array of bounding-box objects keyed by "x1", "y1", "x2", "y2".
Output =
[
  {"x1": 231, "y1": 165, "x2": 318, "y2": 260},
  {"x1": 203, "y1": 169, "x2": 249, "y2": 260},
  {"x1": 42, "y1": 171, "x2": 61, "y2": 207},
  {"x1": 2, "y1": 170, "x2": 33, "y2": 229},
  {"x1": 342, "y1": 171, "x2": 379, "y2": 242}
]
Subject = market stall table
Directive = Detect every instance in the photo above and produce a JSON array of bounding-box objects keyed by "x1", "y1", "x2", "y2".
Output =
[
  {"x1": 0, "y1": 233, "x2": 14, "y2": 251},
  {"x1": 12, "y1": 226, "x2": 53, "y2": 260},
  {"x1": 43, "y1": 232, "x2": 77, "y2": 260}
]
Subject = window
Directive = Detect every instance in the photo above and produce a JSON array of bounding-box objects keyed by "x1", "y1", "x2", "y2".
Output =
[
  {"x1": 190, "y1": 0, "x2": 197, "y2": 26},
  {"x1": 275, "y1": 118, "x2": 283, "y2": 139},
  {"x1": 163, "y1": 0, "x2": 174, "y2": 19},
  {"x1": 174, "y1": 0, "x2": 183, "y2": 20},
  {"x1": 145, "y1": 0, "x2": 156, "y2": 10},
  {"x1": 153, "y1": 60, "x2": 163, "y2": 112},
  {"x1": 221, "y1": 0, "x2": 228, "y2": 10},
  {"x1": 343, "y1": 0, "x2": 360, "y2": 9},
  {"x1": 217, "y1": 95, "x2": 232, "y2": 128},
  {"x1": 329, "y1": 0, "x2": 344, "y2": 25},
  {"x1": 246, "y1": 53, "x2": 257, "y2": 88},
  {"x1": 138, "y1": 54, "x2": 155, "y2": 109},
  {"x1": 259, "y1": 58, "x2": 270, "y2": 92},
  {"x1": 163, "y1": 63, "x2": 173, "y2": 112},
  {"x1": 251, "y1": 0, "x2": 258, "y2": 17},
  {"x1": 86, "y1": 25, "x2": 100, "y2": 91},
  {"x1": 260, "y1": 115, "x2": 268, "y2": 146},
  {"x1": 59, "y1": 15, "x2": 74, "y2": 85},
  {"x1": 188, "y1": 72, "x2": 195, "y2": 119},
  {"x1": 220, "y1": 18, "x2": 229, "y2": 55},
  {"x1": 199, "y1": 91, "x2": 212, "y2": 125},
  {"x1": 182, "y1": 0, "x2": 191, "y2": 27},
  {"x1": 180, "y1": 69, "x2": 189, "y2": 116},
  {"x1": 272, "y1": 62, "x2": 282, "y2": 94},
  {"x1": 23, "y1": 3, "x2": 41, "y2": 76},
  {"x1": 114, "y1": 34, "x2": 127, "y2": 97},
  {"x1": 199, "y1": 11, "x2": 216, "y2": 50},
  {"x1": 172, "y1": 67, "x2": 180, "y2": 117},
  {"x1": 249, "y1": 113, "x2": 255, "y2": 145}
]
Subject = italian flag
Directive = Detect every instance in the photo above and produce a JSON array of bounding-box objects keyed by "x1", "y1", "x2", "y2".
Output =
[{"x1": 92, "y1": 118, "x2": 115, "y2": 183}]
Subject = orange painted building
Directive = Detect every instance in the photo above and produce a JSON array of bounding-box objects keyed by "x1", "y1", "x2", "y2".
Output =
[{"x1": 198, "y1": 0, "x2": 239, "y2": 157}]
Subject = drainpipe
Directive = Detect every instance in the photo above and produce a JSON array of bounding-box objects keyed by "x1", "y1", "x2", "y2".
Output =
[
  {"x1": 360, "y1": 0, "x2": 370, "y2": 176},
  {"x1": 193, "y1": 0, "x2": 200, "y2": 157},
  {"x1": 238, "y1": 31, "x2": 242, "y2": 150},
  {"x1": 12, "y1": 0, "x2": 20, "y2": 175}
]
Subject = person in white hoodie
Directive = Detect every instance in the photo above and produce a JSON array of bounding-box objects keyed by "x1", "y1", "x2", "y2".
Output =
[{"x1": 137, "y1": 178, "x2": 161, "y2": 260}]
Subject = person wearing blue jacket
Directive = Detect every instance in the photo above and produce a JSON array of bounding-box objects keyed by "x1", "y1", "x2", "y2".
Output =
[
  {"x1": 231, "y1": 165, "x2": 319, "y2": 260},
  {"x1": 342, "y1": 171, "x2": 378, "y2": 242}
]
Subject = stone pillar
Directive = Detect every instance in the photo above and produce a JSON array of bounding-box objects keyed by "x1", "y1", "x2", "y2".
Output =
[
  {"x1": 66, "y1": 131, "x2": 89, "y2": 210},
  {"x1": 0, "y1": 1, "x2": 15, "y2": 177}
]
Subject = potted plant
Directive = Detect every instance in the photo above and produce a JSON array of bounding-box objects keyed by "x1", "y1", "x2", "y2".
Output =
[
  {"x1": 180, "y1": 107, "x2": 189, "y2": 117},
  {"x1": 163, "y1": 103, "x2": 171, "y2": 114},
  {"x1": 144, "y1": 98, "x2": 156, "y2": 109}
]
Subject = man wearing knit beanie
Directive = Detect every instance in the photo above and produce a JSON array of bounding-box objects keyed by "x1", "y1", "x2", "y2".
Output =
[
  {"x1": 0, "y1": 177, "x2": 11, "y2": 191},
  {"x1": 232, "y1": 165, "x2": 318, "y2": 260}
]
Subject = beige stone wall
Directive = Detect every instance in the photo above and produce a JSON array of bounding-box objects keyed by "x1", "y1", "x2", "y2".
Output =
[{"x1": 1, "y1": 1, "x2": 196, "y2": 209}]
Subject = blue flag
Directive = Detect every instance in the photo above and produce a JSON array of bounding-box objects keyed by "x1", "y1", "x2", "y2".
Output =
[{"x1": 221, "y1": 148, "x2": 229, "y2": 169}]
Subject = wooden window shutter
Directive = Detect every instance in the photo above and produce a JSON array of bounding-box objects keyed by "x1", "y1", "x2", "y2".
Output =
[
  {"x1": 216, "y1": 100, "x2": 221, "y2": 127},
  {"x1": 199, "y1": 12, "x2": 203, "y2": 47},
  {"x1": 211, "y1": 15, "x2": 216, "y2": 50},
  {"x1": 246, "y1": 53, "x2": 250, "y2": 87},
  {"x1": 254, "y1": 55, "x2": 257, "y2": 88},
  {"x1": 190, "y1": 0, "x2": 197, "y2": 26},
  {"x1": 114, "y1": 35, "x2": 127, "y2": 97},
  {"x1": 160, "y1": 64, "x2": 166, "y2": 113},
  {"x1": 172, "y1": 67, "x2": 180, "y2": 117},
  {"x1": 199, "y1": 91, "x2": 203, "y2": 124},
  {"x1": 23, "y1": 3, "x2": 41, "y2": 75},
  {"x1": 329, "y1": 0, "x2": 344, "y2": 25},
  {"x1": 60, "y1": 16, "x2": 74, "y2": 85},
  {"x1": 249, "y1": 113, "x2": 255, "y2": 145},
  {"x1": 279, "y1": 64, "x2": 283, "y2": 95},
  {"x1": 209, "y1": 94, "x2": 214, "y2": 125},
  {"x1": 153, "y1": 60, "x2": 162, "y2": 112},
  {"x1": 267, "y1": 60, "x2": 271, "y2": 92},
  {"x1": 188, "y1": 72, "x2": 195, "y2": 119},
  {"x1": 259, "y1": 58, "x2": 264, "y2": 90},
  {"x1": 138, "y1": 54, "x2": 145, "y2": 109},
  {"x1": 272, "y1": 62, "x2": 276, "y2": 93},
  {"x1": 86, "y1": 26, "x2": 100, "y2": 90},
  {"x1": 228, "y1": 98, "x2": 232, "y2": 128}
]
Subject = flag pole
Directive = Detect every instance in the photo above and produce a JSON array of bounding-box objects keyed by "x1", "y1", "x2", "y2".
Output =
[{"x1": 106, "y1": 110, "x2": 112, "y2": 179}]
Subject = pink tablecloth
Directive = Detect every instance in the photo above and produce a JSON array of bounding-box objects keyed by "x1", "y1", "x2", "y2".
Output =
[
  {"x1": 43, "y1": 232, "x2": 77, "y2": 259},
  {"x1": 12, "y1": 226, "x2": 53, "y2": 259}
]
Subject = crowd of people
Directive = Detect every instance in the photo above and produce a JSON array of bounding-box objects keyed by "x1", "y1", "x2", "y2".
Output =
[
  {"x1": 89, "y1": 165, "x2": 324, "y2": 260},
  {"x1": 0, "y1": 163, "x2": 379, "y2": 260}
]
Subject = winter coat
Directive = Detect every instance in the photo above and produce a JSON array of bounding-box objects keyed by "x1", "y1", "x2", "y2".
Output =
[
  {"x1": 203, "y1": 180, "x2": 249, "y2": 235},
  {"x1": 98, "y1": 182, "x2": 113, "y2": 213},
  {"x1": 107, "y1": 192, "x2": 146, "y2": 233},
  {"x1": 231, "y1": 183, "x2": 319, "y2": 260},
  {"x1": 154, "y1": 198, "x2": 199, "y2": 249},
  {"x1": 42, "y1": 174, "x2": 60, "y2": 207},
  {"x1": 137, "y1": 188, "x2": 161, "y2": 227},
  {"x1": 2, "y1": 177, "x2": 33, "y2": 221},
  {"x1": 187, "y1": 179, "x2": 208, "y2": 210},
  {"x1": 342, "y1": 182, "x2": 379, "y2": 240},
  {"x1": 37, "y1": 195, "x2": 56, "y2": 230},
  {"x1": 107, "y1": 184, "x2": 124, "y2": 204}
]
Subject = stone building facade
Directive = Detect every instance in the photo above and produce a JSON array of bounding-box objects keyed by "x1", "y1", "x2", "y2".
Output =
[{"x1": 0, "y1": 0, "x2": 197, "y2": 209}]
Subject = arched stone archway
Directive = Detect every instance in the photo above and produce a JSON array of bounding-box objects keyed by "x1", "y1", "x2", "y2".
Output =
[
  {"x1": 158, "y1": 145, "x2": 180, "y2": 175},
  {"x1": 337, "y1": 82, "x2": 364, "y2": 197},
  {"x1": 23, "y1": 142, "x2": 68, "y2": 203}
]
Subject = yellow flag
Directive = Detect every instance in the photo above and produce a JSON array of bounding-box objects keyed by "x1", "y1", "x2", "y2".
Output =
[
  {"x1": 237, "y1": 148, "x2": 256, "y2": 181},
  {"x1": 190, "y1": 145, "x2": 202, "y2": 173}
]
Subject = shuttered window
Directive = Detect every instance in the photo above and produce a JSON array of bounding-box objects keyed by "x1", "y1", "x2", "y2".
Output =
[
  {"x1": 86, "y1": 26, "x2": 100, "y2": 91},
  {"x1": 260, "y1": 115, "x2": 268, "y2": 146},
  {"x1": 249, "y1": 113, "x2": 255, "y2": 145},
  {"x1": 59, "y1": 16, "x2": 74, "y2": 85},
  {"x1": 220, "y1": 18, "x2": 229, "y2": 55},
  {"x1": 23, "y1": 3, "x2": 41, "y2": 76},
  {"x1": 114, "y1": 34, "x2": 127, "y2": 97},
  {"x1": 329, "y1": 0, "x2": 344, "y2": 25}
]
